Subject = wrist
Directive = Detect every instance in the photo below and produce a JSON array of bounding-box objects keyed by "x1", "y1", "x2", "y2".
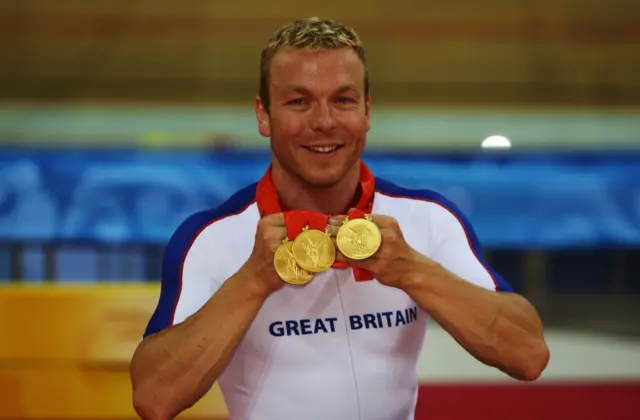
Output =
[
  {"x1": 236, "y1": 263, "x2": 278, "y2": 300},
  {"x1": 400, "y1": 254, "x2": 441, "y2": 292}
]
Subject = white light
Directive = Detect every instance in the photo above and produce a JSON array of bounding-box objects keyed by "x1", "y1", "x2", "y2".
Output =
[{"x1": 481, "y1": 135, "x2": 511, "y2": 149}]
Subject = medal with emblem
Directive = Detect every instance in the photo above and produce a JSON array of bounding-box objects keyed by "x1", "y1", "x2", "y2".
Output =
[
  {"x1": 336, "y1": 213, "x2": 382, "y2": 260},
  {"x1": 292, "y1": 225, "x2": 336, "y2": 273},
  {"x1": 274, "y1": 239, "x2": 315, "y2": 285}
]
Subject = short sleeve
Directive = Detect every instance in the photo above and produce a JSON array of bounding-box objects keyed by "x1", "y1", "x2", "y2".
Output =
[
  {"x1": 142, "y1": 211, "x2": 220, "y2": 338},
  {"x1": 428, "y1": 195, "x2": 514, "y2": 293},
  {"x1": 142, "y1": 183, "x2": 258, "y2": 339}
]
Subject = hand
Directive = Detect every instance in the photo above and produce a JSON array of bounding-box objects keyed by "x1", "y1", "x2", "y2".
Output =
[
  {"x1": 241, "y1": 213, "x2": 288, "y2": 295},
  {"x1": 327, "y1": 211, "x2": 424, "y2": 289}
]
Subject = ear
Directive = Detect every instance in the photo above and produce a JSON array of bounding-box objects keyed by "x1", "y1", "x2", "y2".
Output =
[
  {"x1": 365, "y1": 93, "x2": 371, "y2": 133},
  {"x1": 255, "y1": 95, "x2": 271, "y2": 138}
]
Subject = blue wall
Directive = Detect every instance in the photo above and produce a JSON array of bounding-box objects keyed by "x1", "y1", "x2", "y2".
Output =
[{"x1": 1, "y1": 149, "x2": 639, "y2": 249}]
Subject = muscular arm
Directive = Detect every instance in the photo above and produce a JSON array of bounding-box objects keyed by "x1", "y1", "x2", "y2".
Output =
[
  {"x1": 401, "y1": 258, "x2": 549, "y2": 381},
  {"x1": 401, "y1": 196, "x2": 549, "y2": 381},
  {"x1": 130, "y1": 208, "x2": 286, "y2": 420},
  {"x1": 131, "y1": 266, "x2": 270, "y2": 420}
]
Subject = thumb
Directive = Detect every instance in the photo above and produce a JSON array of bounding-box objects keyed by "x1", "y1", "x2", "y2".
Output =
[
  {"x1": 331, "y1": 237, "x2": 349, "y2": 263},
  {"x1": 334, "y1": 249, "x2": 350, "y2": 264}
]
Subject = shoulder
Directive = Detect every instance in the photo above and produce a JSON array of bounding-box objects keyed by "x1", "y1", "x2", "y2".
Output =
[
  {"x1": 163, "y1": 182, "x2": 258, "y2": 261},
  {"x1": 374, "y1": 177, "x2": 469, "y2": 225},
  {"x1": 374, "y1": 177, "x2": 483, "y2": 250},
  {"x1": 375, "y1": 180, "x2": 511, "y2": 292},
  {"x1": 143, "y1": 183, "x2": 259, "y2": 338}
]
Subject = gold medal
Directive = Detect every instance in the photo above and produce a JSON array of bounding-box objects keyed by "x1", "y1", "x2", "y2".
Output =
[
  {"x1": 292, "y1": 226, "x2": 336, "y2": 273},
  {"x1": 336, "y1": 214, "x2": 382, "y2": 260},
  {"x1": 274, "y1": 239, "x2": 315, "y2": 285}
]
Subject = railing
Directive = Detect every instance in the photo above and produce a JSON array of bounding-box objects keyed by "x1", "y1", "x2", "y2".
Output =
[
  {"x1": 0, "y1": 241, "x2": 164, "y2": 283},
  {"x1": 2, "y1": 241, "x2": 638, "y2": 334}
]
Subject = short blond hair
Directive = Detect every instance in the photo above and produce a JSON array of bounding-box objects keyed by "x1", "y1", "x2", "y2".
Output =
[{"x1": 259, "y1": 17, "x2": 368, "y2": 111}]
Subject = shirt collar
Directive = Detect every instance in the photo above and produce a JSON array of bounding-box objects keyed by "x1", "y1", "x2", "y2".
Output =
[{"x1": 256, "y1": 160, "x2": 375, "y2": 216}]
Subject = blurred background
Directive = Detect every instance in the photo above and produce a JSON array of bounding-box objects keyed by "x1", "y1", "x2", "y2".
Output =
[{"x1": 1, "y1": 1, "x2": 639, "y2": 419}]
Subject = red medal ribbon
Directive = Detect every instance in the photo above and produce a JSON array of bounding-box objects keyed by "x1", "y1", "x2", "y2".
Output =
[
  {"x1": 347, "y1": 208, "x2": 366, "y2": 220},
  {"x1": 283, "y1": 211, "x2": 328, "y2": 240},
  {"x1": 256, "y1": 161, "x2": 376, "y2": 282},
  {"x1": 283, "y1": 211, "x2": 307, "y2": 241},
  {"x1": 305, "y1": 211, "x2": 329, "y2": 232}
]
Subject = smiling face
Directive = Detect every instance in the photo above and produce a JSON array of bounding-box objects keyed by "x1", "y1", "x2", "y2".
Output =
[{"x1": 256, "y1": 47, "x2": 370, "y2": 187}]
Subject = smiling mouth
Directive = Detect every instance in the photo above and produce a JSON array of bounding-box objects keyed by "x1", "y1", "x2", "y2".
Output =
[{"x1": 303, "y1": 145, "x2": 342, "y2": 154}]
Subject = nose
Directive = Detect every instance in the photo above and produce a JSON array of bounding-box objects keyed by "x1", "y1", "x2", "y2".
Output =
[{"x1": 309, "y1": 102, "x2": 338, "y2": 132}]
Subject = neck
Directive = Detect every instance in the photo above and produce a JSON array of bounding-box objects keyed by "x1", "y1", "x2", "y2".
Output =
[{"x1": 271, "y1": 163, "x2": 361, "y2": 215}]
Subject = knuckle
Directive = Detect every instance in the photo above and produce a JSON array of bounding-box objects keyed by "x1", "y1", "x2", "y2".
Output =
[
  {"x1": 379, "y1": 246, "x2": 392, "y2": 258},
  {"x1": 276, "y1": 228, "x2": 289, "y2": 242},
  {"x1": 268, "y1": 242, "x2": 280, "y2": 253},
  {"x1": 256, "y1": 218, "x2": 268, "y2": 232},
  {"x1": 259, "y1": 229, "x2": 271, "y2": 242},
  {"x1": 382, "y1": 232, "x2": 395, "y2": 245},
  {"x1": 259, "y1": 213, "x2": 280, "y2": 226}
]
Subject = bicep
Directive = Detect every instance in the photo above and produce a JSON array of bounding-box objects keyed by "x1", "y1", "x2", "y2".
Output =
[{"x1": 430, "y1": 203, "x2": 513, "y2": 293}]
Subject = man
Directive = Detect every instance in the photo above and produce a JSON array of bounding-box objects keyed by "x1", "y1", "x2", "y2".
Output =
[{"x1": 130, "y1": 17, "x2": 549, "y2": 420}]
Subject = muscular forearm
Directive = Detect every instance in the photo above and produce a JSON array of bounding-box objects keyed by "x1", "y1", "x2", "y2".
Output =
[
  {"x1": 401, "y1": 258, "x2": 549, "y2": 381},
  {"x1": 130, "y1": 267, "x2": 270, "y2": 420}
]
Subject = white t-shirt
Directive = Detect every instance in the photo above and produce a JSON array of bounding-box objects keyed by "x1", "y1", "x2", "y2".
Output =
[{"x1": 143, "y1": 175, "x2": 513, "y2": 420}]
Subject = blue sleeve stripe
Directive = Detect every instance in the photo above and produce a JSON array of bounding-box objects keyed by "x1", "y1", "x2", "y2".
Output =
[
  {"x1": 374, "y1": 178, "x2": 514, "y2": 293},
  {"x1": 143, "y1": 183, "x2": 258, "y2": 338}
]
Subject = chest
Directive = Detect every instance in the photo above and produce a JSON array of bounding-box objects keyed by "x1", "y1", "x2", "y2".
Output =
[{"x1": 240, "y1": 268, "x2": 427, "y2": 365}]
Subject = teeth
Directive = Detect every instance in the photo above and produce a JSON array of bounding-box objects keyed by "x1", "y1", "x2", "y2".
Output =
[{"x1": 308, "y1": 145, "x2": 338, "y2": 153}]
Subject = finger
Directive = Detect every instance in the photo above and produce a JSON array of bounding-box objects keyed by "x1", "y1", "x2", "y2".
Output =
[
  {"x1": 379, "y1": 227, "x2": 402, "y2": 244},
  {"x1": 262, "y1": 212, "x2": 286, "y2": 225},
  {"x1": 329, "y1": 237, "x2": 349, "y2": 263},
  {"x1": 370, "y1": 214, "x2": 399, "y2": 229},
  {"x1": 261, "y1": 226, "x2": 289, "y2": 245},
  {"x1": 327, "y1": 215, "x2": 347, "y2": 226},
  {"x1": 334, "y1": 250, "x2": 350, "y2": 264},
  {"x1": 326, "y1": 223, "x2": 340, "y2": 237}
]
